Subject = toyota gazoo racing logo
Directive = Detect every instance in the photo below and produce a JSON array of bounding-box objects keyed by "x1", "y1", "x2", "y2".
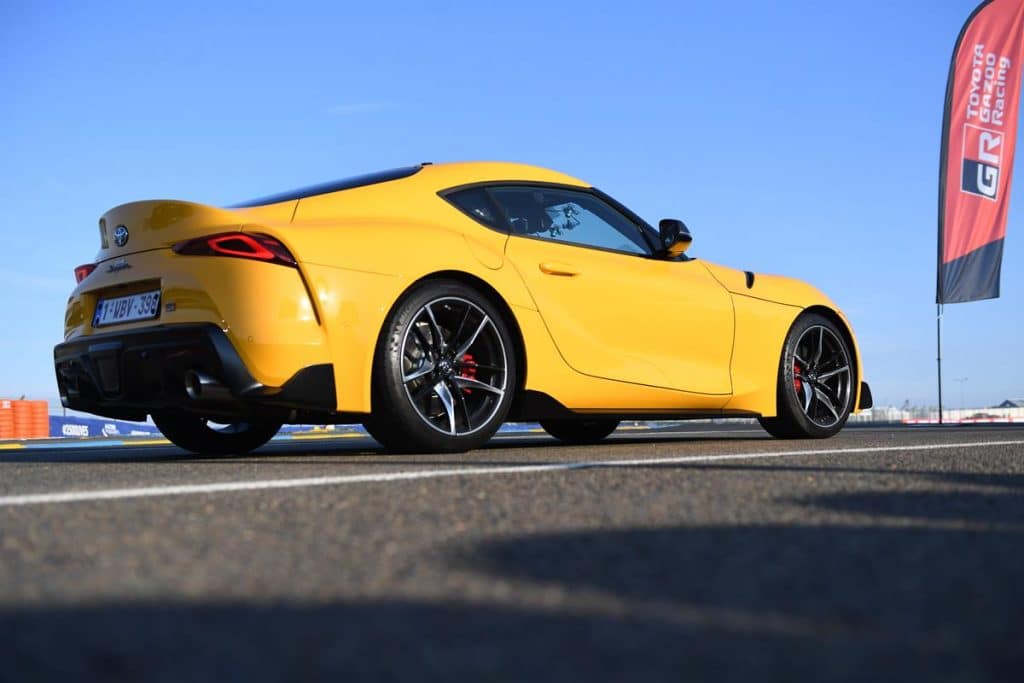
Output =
[
  {"x1": 113, "y1": 224, "x2": 130, "y2": 247},
  {"x1": 960, "y1": 124, "x2": 1003, "y2": 200}
]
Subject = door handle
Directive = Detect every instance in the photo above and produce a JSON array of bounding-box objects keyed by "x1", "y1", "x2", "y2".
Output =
[{"x1": 539, "y1": 262, "x2": 579, "y2": 277}]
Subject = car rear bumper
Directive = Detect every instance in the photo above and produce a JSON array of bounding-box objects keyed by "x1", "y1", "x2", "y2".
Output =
[{"x1": 54, "y1": 323, "x2": 335, "y2": 421}]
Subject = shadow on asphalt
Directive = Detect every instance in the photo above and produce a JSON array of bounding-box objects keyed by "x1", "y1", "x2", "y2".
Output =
[{"x1": 3, "y1": 484, "x2": 1022, "y2": 681}]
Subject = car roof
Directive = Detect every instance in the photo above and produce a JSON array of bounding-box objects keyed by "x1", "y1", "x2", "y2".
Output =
[
  {"x1": 231, "y1": 161, "x2": 590, "y2": 208},
  {"x1": 417, "y1": 161, "x2": 589, "y2": 190}
]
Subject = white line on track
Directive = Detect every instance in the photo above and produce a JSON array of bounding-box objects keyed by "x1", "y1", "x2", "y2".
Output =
[{"x1": 1, "y1": 439, "x2": 1022, "y2": 508}]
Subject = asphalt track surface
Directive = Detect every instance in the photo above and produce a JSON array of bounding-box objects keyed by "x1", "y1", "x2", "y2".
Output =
[{"x1": 1, "y1": 424, "x2": 1022, "y2": 682}]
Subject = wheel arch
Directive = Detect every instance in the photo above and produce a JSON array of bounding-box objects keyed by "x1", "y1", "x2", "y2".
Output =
[
  {"x1": 802, "y1": 305, "x2": 864, "y2": 410},
  {"x1": 374, "y1": 269, "x2": 529, "y2": 409}
]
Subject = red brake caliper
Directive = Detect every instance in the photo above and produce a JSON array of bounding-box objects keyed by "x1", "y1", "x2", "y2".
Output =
[
  {"x1": 460, "y1": 354, "x2": 477, "y2": 394},
  {"x1": 793, "y1": 361, "x2": 803, "y2": 393}
]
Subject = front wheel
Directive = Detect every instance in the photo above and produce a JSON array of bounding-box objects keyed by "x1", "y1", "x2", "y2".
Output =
[
  {"x1": 540, "y1": 419, "x2": 620, "y2": 445},
  {"x1": 152, "y1": 410, "x2": 282, "y2": 455},
  {"x1": 759, "y1": 314, "x2": 855, "y2": 439}
]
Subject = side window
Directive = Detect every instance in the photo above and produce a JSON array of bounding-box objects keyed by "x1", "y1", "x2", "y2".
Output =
[
  {"x1": 444, "y1": 187, "x2": 505, "y2": 231},
  {"x1": 488, "y1": 186, "x2": 651, "y2": 255}
]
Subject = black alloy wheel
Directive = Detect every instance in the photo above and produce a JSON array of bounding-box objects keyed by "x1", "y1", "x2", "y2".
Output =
[
  {"x1": 152, "y1": 410, "x2": 282, "y2": 455},
  {"x1": 364, "y1": 280, "x2": 516, "y2": 453},
  {"x1": 759, "y1": 313, "x2": 855, "y2": 439},
  {"x1": 540, "y1": 419, "x2": 620, "y2": 445}
]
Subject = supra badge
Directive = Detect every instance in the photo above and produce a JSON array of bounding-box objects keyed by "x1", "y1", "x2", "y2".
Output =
[
  {"x1": 113, "y1": 225, "x2": 130, "y2": 247},
  {"x1": 106, "y1": 258, "x2": 131, "y2": 274}
]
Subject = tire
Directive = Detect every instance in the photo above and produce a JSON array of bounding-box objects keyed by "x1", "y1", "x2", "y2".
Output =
[
  {"x1": 540, "y1": 419, "x2": 620, "y2": 445},
  {"x1": 152, "y1": 410, "x2": 282, "y2": 455},
  {"x1": 758, "y1": 313, "x2": 855, "y2": 439},
  {"x1": 365, "y1": 280, "x2": 517, "y2": 453}
]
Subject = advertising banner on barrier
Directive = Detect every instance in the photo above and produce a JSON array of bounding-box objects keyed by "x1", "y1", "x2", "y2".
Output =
[
  {"x1": 938, "y1": 0, "x2": 1024, "y2": 304},
  {"x1": 49, "y1": 415, "x2": 160, "y2": 439}
]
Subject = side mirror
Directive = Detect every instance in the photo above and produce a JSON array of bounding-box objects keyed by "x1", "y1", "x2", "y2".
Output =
[{"x1": 658, "y1": 219, "x2": 692, "y2": 258}]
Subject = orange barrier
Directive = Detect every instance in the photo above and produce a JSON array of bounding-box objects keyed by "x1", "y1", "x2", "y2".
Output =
[
  {"x1": 12, "y1": 400, "x2": 31, "y2": 438},
  {"x1": 0, "y1": 400, "x2": 13, "y2": 439},
  {"x1": 1, "y1": 399, "x2": 50, "y2": 439},
  {"x1": 30, "y1": 400, "x2": 49, "y2": 438}
]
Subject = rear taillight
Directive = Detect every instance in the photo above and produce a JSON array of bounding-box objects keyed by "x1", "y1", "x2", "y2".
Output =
[
  {"x1": 172, "y1": 232, "x2": 297, "y2": 267},
  {"x1": 74, "y1": 264, "x2": 97, "y2": 283}
]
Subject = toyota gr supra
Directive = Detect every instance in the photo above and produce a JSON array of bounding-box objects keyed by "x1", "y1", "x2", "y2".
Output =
[{"x1": 54, "y1": 161, "x2": 871, "y2": 454}]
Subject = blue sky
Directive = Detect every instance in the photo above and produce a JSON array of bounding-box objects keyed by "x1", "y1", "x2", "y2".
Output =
[{"x1": 1, "y1": 0, "x2": 1020, "y2": 409}]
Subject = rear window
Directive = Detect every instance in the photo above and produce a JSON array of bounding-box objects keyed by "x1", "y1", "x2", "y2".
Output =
[
  {"x1": 230, "y1": 165, "x2": 423, "y2": 208},
  {"x1": 443, "y1": 187, "x2": 506, "y2": 230}
]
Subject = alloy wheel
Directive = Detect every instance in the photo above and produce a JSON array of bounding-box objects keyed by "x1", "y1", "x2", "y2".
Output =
[
  {"x1": 791, "y1": 325, "x2": 852, "y2": 428},
  {"x1": 400, "y1": 296, "x2": 508, "y2": 436}
]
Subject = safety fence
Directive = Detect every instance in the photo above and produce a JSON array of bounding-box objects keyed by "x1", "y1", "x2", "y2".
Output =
[{"x1": 849, "y1": 406, "x2": 1024, "y2": 424}]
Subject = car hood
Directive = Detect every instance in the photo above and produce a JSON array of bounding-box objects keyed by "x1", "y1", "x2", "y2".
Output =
[{"x1": 701, "y1": 261, "x2": 838, "y2": 309}]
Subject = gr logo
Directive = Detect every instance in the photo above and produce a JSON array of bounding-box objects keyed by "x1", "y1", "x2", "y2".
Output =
[{"x1": 961, "y1": 124, "x2": 1002, "y2": 200}]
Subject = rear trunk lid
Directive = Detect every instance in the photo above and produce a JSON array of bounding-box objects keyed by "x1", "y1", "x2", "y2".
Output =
[{"x1": 94, "y1": 200, "x2": 293, "y2": 262}]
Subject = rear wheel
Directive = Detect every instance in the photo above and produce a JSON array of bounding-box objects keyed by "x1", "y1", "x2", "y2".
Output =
[
  {"x1": 364, "y1": 280, "x2": 516, "y2": 453},
  {"x1": 540, "y1": 419, "x2": 620, "y2": 445},
  {"x1": 758, "y1": 313, "x2": 855, "y2": 439},
  {"x1": 152, "y1": 410, "x2": 282, "y2": 456}
]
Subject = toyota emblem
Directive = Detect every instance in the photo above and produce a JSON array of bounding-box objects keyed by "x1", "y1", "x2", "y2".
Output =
[{"x1": 113, "y1": 225, "x2": 130, "y2": 247}]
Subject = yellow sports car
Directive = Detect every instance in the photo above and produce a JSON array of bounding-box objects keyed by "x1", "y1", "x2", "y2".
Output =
[{"x1": 55, "y1": 162, "x2": 871, "y2": 454}]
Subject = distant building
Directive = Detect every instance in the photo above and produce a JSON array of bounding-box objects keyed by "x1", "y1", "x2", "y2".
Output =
[{"x1": 995, "y1": 399, "x2": 1024, "y2": 408}]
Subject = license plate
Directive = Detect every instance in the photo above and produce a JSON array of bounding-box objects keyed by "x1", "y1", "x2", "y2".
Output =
[{"x1": 93, "y1": 290, "x2": 161, "y2": 328}]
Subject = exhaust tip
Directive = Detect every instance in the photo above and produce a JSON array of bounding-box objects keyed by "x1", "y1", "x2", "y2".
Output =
[
  {"x1": 184, "y1": 370, "x2": 203, "y2": 400},
  {"x1": 184, "y1": 370, "x2": 233, "y2": 403}
]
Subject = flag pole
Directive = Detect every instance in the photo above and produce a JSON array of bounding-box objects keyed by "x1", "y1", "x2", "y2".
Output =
[{"x1": 936, "y1": 303, "x2": 944, "y2": 424}]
